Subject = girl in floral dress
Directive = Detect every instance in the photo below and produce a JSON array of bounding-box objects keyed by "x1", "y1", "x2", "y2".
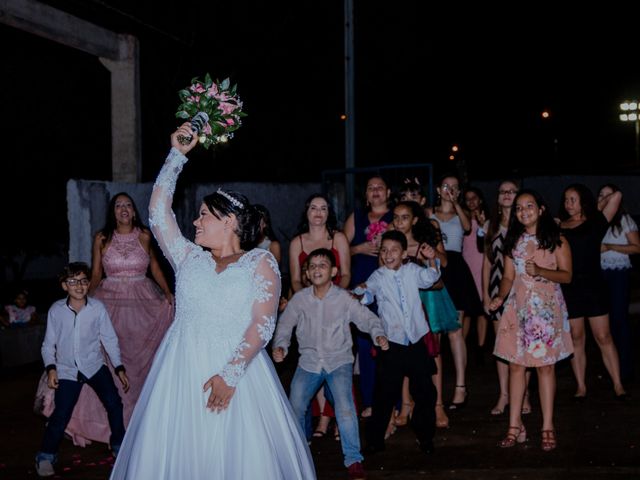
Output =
[{"x1": 490, "y1": 190, "x2": 573, "y2": 452}]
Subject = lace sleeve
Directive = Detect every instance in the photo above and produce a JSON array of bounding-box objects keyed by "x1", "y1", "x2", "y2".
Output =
[
  {"x1": 220, "y1": 252, "x2": 281, "y2": 387},
  {"x1": 148, "y1": 147, "x2": 194, "y2": 271}
]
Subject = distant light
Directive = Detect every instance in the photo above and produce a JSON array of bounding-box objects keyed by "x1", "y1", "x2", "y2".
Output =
[
  {"x1": 449, "y1": 155, "x2": 455, "y2": 161},
  {"x1": 451, "y1": 145, "x2": 459, "y2": 152},
  {"x1": 340, "y1": 114, "x2": 347, "y2": 120},
  {"x1": 629, "y1": 113, "x2": 638, "y2": 121},
  {"x1": 541, "y1": 111, "x2": 550, "y2": 119},
  {"x1": 620, "y1": 114, "x2": 629, "y2": 121},
  {"x1": 620, "y1": 101, "x2": 639, "y2": 112}
]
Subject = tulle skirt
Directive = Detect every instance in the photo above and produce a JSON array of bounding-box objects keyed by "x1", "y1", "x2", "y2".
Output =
[{"x1": 110, "y1": 326, "x2": 315, "y2": 480}]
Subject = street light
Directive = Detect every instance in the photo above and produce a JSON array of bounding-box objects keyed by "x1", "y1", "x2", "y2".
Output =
[{"x1": 619, "y1": 100, "x2": 640, "y2": 167}]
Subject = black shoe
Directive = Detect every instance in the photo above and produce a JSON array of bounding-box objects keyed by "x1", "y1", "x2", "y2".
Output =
[
  {"x1": 417, "y1": 439, "x2": 435, "y2": 455},
  {"x1": 363, "y1": 443, "x2": 385, "y2": 455},
  {"x1": 448, "y1": 385, "x2": 468, "y2": 411}
]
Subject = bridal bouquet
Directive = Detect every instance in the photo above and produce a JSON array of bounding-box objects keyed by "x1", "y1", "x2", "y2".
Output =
[{"x1": 176, "y1": 74, "x2": 246, "y2": 149}]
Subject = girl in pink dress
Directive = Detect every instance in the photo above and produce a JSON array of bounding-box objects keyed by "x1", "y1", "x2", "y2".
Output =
[
  {"x1": 490, "y1": 189, "x2": 573, "y2": 452},
  {"x1": 63, "y1": 192, "x2": 175, "y2": 446}
]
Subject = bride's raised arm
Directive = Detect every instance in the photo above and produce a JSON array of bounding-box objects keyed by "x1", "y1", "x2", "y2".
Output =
[{"x1": 148, "y1": 124, "x2": 199, "y2": 271}]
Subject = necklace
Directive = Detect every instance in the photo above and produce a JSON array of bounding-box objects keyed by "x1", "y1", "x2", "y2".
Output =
[{"x1": 216, "y1": 250, "x2": 245, "y2": 261}]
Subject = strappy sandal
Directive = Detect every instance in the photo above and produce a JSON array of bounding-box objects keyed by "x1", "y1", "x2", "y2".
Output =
[
  {"x1": 393, "y1": 401, "x2": 414, "y2": 426},
  {"x1": 497, "y1": 425, "x2": 527, "y2": 448},
  {"x1": 541, "y1": 429, "x2": 557, "y2": 451},
  {"x1": 448, "y1": 385, "x2": 468, "y2": 411}
]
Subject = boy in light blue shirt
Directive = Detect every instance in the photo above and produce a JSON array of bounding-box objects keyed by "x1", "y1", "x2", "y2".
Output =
[{"x1": 359, "y1": 230, "x2": 440, "y2": 455}]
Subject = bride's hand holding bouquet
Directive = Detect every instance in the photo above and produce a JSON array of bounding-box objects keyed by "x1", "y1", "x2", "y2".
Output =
[{"x1": 171, "y1": 123, "x2": 199, "y2": 155}]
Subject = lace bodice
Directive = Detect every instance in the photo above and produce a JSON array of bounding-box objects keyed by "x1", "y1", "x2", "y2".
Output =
[
  {"x1": 149, "y1": 148, "x2": 281, "y2": 387},
  {"x1": 102, "y1": 229, "x2": 150, "y2": 277}
]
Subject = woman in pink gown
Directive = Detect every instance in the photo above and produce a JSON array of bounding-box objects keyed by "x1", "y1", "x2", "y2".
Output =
[{"x1": 64, "y1": 192, "x2": 174, "y2": 446}]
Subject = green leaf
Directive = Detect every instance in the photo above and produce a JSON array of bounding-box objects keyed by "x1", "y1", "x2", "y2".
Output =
[
  {"x1": 176, "y1": 111, "x2": 190, "y2": 119},
  {"x1": 211, "y1": 122, "x2": 225, "y2": 134},
  {"x1": 178, "y1": 89, "x2": 191, "y2": 100},
  {"x1": 220, "y1": 78, "x2": 230, "y2": 90},
  {"x1": 204, "y1": 73, "x2": 213, "y2": 86},
  {"x1": 190, "y1": 76, "x2": 200, "y2": 85}
]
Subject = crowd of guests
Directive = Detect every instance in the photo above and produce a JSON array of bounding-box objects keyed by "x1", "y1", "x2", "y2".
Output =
[{"x1": 31, "y1": 169, "x2": 639, "y2": 479}]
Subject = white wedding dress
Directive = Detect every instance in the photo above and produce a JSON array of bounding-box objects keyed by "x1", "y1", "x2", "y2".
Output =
[{"x1": 110, "y1": 148, "x2": 315, "y2": 479}]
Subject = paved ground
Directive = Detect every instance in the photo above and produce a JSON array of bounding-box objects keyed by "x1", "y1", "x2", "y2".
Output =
[{"x1": 1, "y1": 316, "x2": 639, "y2": 479}]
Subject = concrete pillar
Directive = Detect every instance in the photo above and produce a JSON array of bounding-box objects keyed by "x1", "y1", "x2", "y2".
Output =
[
  {"x1": 0, "y1": 0, "x2": 141, "y2": 182},
  {"x1": 100, "y1": 35, "x2": 141, "y2": 182}
]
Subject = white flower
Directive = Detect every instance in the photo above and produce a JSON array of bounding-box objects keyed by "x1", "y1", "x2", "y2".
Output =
[
  {"x1": 219, "y1": 134, "x2": 229, "y2": 143},
  {"x1": 199, "y1": 135, "x2": 207, "y2": 143}
]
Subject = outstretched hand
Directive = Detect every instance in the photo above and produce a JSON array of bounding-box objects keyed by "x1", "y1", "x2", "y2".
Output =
[
  {"x1": 203, "y1": 374, "x2": 236, "y2": 413},
  {"x1": 171, "y1": 122, "x2": 199, "y2": 155}
]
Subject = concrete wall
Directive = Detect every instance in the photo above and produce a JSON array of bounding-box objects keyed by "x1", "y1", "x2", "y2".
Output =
[
  {"x1": 66, "y1": 174, "x2": 640, "y2": 283},
  {"x1": 67, "y1": 179, "x2": 322, "y2": 279}
]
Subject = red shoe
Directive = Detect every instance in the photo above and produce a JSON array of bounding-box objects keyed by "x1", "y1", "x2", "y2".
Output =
[{"x1": 347, "y1": 461, "x2": 367, "y2": 480}]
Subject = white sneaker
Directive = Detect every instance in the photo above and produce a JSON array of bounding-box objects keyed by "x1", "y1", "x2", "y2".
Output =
[{"x1": 35, "y1": 459, "x2": 55, "y2": 477}]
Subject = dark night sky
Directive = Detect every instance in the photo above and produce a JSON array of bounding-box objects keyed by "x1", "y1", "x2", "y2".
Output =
[{"x1": 2, "y1": 1, "x2": 640, "y2": 259}]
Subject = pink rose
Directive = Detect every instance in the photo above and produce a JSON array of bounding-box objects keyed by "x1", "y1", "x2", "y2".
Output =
[
  {"x1": 187, "y1": 96, "x2": 200, "y2": 104},
  {"x1": 190, "y1": 84, "x2": 206, "y2": 93},
  {"x1": 206, "y1": 84, "x2": 219, "y2": 97},
  {"x1": 218, "y1": 102, "x2": 238, "y2": 115},
  {"x1": 203, "y1": 123, "x2": 212, "y2": 135},
  {"x1": 225, "y1": 118, "x2": 235, "y2": 126}
]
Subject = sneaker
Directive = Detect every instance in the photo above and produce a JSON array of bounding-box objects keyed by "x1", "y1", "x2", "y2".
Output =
[
  {"x1": 347, "y1": 461, "x2": 367, "y2": 480},
  {"x1": 35, "y1": 459, "x2": 55, "y2": 477}
]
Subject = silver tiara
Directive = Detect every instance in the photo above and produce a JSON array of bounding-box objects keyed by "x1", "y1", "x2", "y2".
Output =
[{"x1": 216, "y1": 188, "x2": 244, "y2": 209}]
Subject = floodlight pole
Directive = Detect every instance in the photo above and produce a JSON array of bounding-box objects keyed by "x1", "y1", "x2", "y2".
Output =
[{"x1": 344, "y1": 0, "x2": 355, "y2": 214}]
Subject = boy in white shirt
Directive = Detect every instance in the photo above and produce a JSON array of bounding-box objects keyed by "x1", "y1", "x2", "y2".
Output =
[
  {"x1": 35, "y1": 262, "x2": 129, "y2": 477},
  {"x1": 360, "y1": 230, "x2": 440, "y2": 455}
]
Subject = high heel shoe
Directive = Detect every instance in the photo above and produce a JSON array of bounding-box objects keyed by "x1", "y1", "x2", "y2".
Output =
[
  {"x1": 435, "y1": 403, "x2": 449, "y2": 428},
  {"x1": 448, "y1": 385, "x2": 468, "y2": 411},
  {"x1": 541, "y1": 429, "x2": 556, "y2": 451},
  {"x1": 393, "y1": 401, "x2": 414, "y2": 426},
  {"x1": 498, "y1": 425, "x2": 527, "y2": 448}
]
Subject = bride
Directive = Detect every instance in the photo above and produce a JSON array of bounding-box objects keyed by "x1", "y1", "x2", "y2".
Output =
[{"x1": 110, "y1": 124, "x2": 316, "y2": 479}]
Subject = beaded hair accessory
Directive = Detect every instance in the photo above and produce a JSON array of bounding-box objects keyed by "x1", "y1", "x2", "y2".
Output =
[{"x1": 216, "y1": 188, "x2": 244, "y2": 209}]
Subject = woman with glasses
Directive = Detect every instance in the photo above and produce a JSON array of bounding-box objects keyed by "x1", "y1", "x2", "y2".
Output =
[
  {"x1": 62, "y1": 192, "x2": 175, "y2": 447},
  {"x1": 428, "y1": 174, "x2": 481, "y2": 410}
]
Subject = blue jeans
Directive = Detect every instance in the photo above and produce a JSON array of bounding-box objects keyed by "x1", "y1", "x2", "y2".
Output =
[
  {"x1": 289, "y1": 363, "x2": 362, "y2": 467},
  {"x1": 37, "y1": 365, "x2": 125, "y2": 461}
]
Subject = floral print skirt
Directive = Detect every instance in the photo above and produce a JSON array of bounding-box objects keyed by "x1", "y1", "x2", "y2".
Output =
[{"x1": 494, "y1": 279, "x2": 574, "y2": 367}]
